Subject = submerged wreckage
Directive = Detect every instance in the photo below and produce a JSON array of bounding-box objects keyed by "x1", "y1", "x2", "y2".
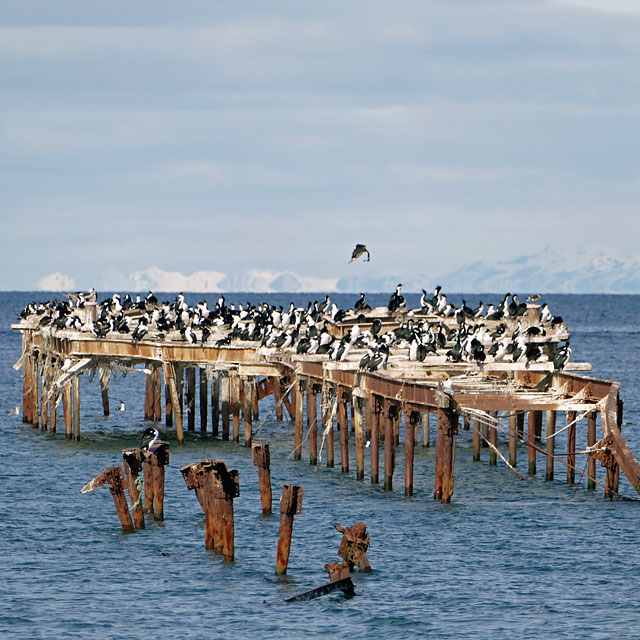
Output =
[{"x1": 12, "y1": 287, "x2": 640, "y2": 502}]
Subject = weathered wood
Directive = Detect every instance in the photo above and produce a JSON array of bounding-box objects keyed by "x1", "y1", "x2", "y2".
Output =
[
  {"x1": 165, "y1": 366, "x2": 173, "y2": 427},
  {"x1": 567, "y1": 411, "x2": 576, "y2": 484},
  {"x1": 243, "y1": 377, "x2": 252, "y2": 447},
  {"x1": 275, "y1": 484, "x2": 303, "y2": 575},
  {"x1": 99, "y1": 367, "x2": 110, "y2": 417},
  {"x1": 231, "y1": 372, "x2": 240, "y2": 443},
  {"x1": 370, "y1": 395, "x2": 380, "y2": 484},
  {"x1": 62, "y1": 381, "x2": 72, "y2": 438},
  {"x1": 72, "y1": 374, "x2": 80, "y2": 441},
  {"x1": 221, "y1": 373, "x2": 230, "y2": 440},
  {"x1": 210, "y1": 371, "x2": 219, "y2": 436},
  {"x1": 308, "y1": 384, "x2": 318, "y2": 465},
  {"x1": 323, "y1": 384, "x2": 335, "y2": 468},
  {"x1": 200, "y1": 368, "x2": 208, "y2": 432},
  {"x1": 353, "y1": 396, "x2": 365, "y2": 480},
  {"x1": 40, "y1": 357, "x2": 48, "y2": 430},
  {"x1": 472, "y1": 416, "x2": 481, "y2": 461},
  {"x1": 384, "y1": 402, "x2": 398, "y2": 492},
  {"x1": 339, "y1": 388, "x2": 349, "y2": 474},
  {"x1": 163, "y1": 362, "x2": 184, "y2": 445},
  {"x1": 144, "y1": 370, "x2": 154, "y2": 420},
  {"x1": 82, "y1": 466, "x2": 135, "y2": 533},
  {"x1": 122, "y1": 448, "x2": 145, "y2": 529},
  {"x1": 187, "y1": 367, "x2": 196, "y2": 431},
  {"x1": 405, "y1": 410, "x2": 418, "y2": 497},
  {"x1": 435, "y1": 406, "x2": 459, "y2": 503},
  {"x1": 152, "y1": 366, "x2": 162, "y2": 422},
  {"x1": 489, "y1": 411, "x2": 497, "y2": 466},
  {"x1": 585, "y1": 410, "x2": 596, "y2": 490},
  {"x1": 274, "y1": 377, "x2": 283, "y2": 421},
  {"x1": 252, "y1": 442, "x2": 272, "y2": 515},
  {"x1": 422, "y1": 410, "x2": 430, "y2": 448},
  {"x1": 148, "y1": 442, "x2": 169, "y2": 521},
  {"x1": 294, "y1": 378, "x2": 305, "y2": 460},
  {"x1": 527, "y1": 410, "x2": 536, "y2": 476},
  {"x1": 509, "y1": 412, "x2": 517, "y2": 467},
  {"x1": 545, "y1": 410, "x2": 556, "y2": 481}
]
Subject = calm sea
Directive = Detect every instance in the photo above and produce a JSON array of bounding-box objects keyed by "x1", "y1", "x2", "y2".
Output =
[{"x1": 2, "y1": 292, "x2": 640, "y2": 640}]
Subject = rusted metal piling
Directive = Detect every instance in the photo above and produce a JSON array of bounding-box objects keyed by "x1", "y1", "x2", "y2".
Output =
[
  {"x1": 143, "y1": 441, "x2": 169, "y2": 521},
  {"x1": 81, "y1": 466, "x2": 135, "y2": 533},
  {"x1": 275, "y1": 484, "x2": 303, "y2": 576},
  {"x1": 122, "y1": 448, "x2": 145, "y2": 529}
]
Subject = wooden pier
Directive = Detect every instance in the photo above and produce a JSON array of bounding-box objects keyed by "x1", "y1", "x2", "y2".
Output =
[{"x1": 12, "y1": 297, "x2": 640, "y2": 502}]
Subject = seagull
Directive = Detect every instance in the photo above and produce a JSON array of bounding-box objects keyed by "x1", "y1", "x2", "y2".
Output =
[
  {"x1": 140, "y1": 427, "x2": 160, "y2": 455},
  {"x1": 6, "y1": 406, "x2": 20, "y2": 415},
  {"x1": 349, "y1": 244, "x2": 370, "y2": 263},
  {"x1": 526, "y1": 293, "x2": 542, "y2": 303},
  {"x1": 117, "y1": 400, "x2": 126, "y2": 412}
]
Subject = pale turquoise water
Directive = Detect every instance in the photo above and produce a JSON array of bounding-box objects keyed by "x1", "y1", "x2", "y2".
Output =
[{"x1": 2, "y1": 292, "x2": 640, "y2": 640}]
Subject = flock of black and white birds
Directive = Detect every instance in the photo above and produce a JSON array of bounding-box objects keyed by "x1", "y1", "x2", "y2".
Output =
[{"x1": 18, "y1": 283, "x2": 571, "y2": 372}]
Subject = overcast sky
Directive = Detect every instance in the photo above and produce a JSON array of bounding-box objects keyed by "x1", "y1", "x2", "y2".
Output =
[{"x1": 2, "y1": 0, "x2": 640, "y2": 290}]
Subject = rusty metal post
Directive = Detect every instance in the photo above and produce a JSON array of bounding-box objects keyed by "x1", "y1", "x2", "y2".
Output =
[
  {"x1": 210, "y1": 371, "x2": 219, "y2": 436},
  {"x1": 463, "y1": 413, "x2": 470, "y2": 431},
  {"x1": 275, "y1": 484, "x2": 303, "y2": 576},
  {"x1": 339, "y1": 387, "x2": 349, "y2": 474},
  {"x1": 421, "y1": 410, "x2": 430, "y2": 448},
  {"x1": 243, "y1": 377, "x2": 253, "y2": 447},
  {"x1": 252, "y1": 377, "x2": 260, "y2": 420},
  {"x1": 221, "y1": 372, "x2": 230, "y2": 440},
  {"x1": 614, "y1": 397, "x2": 623, "y2": 494},
  {"x1": 527, "y1": 410, "x2": 536, "y2": 476},
  {"x1": 587, "y1": 410, "x2": 596, "y2": 490},
  {"x1": 200, "y1": 368, "x2": 208, "y2": 432},
  {"x1": 122, "y1": 448, "x2": 145, "y2": 529},
  {"x1": 294, "y1": 378, "x2": 305, "y2": 460},
  {"x1": 152, "y1": 366, "x2": 162, "y2": 422},
  {"x1": 231, "y1": 372, "x2": 240, "y2": 443},
  {"x1": 509, "y1": 412, "x2": 517, "y2": 467},
  {"x1": 406, "y1": 410, "x2": 418, "y2": 497},
  {"x1": 308, "y1": 383, "x2": 319, "y2": 465},
  {"x1": 334, "y1": 521, "x2": 372, "y2": 573},
  {"x1": 165, "y1": 365, "x2": 173, "y2": 427},
  {"x1": 147, "y1": 442, "x2": 169, "y2": 521},
  {"x1": 49, "y1": 385, "x2": 57, "y2": 433},
  {"x1": 353, "y1": 396, "x2": 365, "y2": 480},
  {"x1": 546, "y1": 410, "x2": 556, "y2": 481},
  {"x1": 107, "y1": 467, "x2": 135, "y2": 532},
  {"x1": 384, "y1": 401, "x2": 397, "y2": 492},
  {"x1": 435, "y1": 391, "x2": 459, "y2": 503},
  {"x1": 144, "y1": 370, "x2": 154, "y2": 420},
  {"x1": 274, "y1": 377, "x2": 283, "y2": 421},
  {"x1": 62, "y1": 381, "x2": 72, "y2": 439},
  {"x1": 99, "y1": 367, "x2": 110, "y2": 417},
  {"x1": 252, "y1": 442, "x2": 272, "y2": 515},
  {"x1": 567, "y1": 411, "x2": 576, "y2": 484},
  {"x1": 370, "y1": 395, "x2": 380, "y2": 484},
  {"x1": 517, "y1": 411, "x2": 524, "y2": 438}
]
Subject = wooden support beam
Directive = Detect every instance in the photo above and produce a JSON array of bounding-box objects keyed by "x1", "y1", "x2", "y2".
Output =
[
  {"x1": 275, "y1": 484, "x2": 303, "y2": 576},
  {"x1": 32, "y1": 353, "x2": 39, "y2": 428},
  {"x1": 49, "y1": 385, "x2": 57, "y2": 433},
  {"x1": 370, "y1": 395, "x2": 380, "y2": 484},
  {"x1": 81, "y1": 467, "x2": 134, "y2": 533},
  {"x1": 489, "y1": 411, "x2": 497, "y2": 466},
  {"x1": 567, "y1": 410, "x2": 576, "y2": 484},
  {"x1": 274, "y1": 377, "x2": 283, "y2": 421},
  {"x1": 294, "y1": 378, "x2": 305, "y2": 461},
  {"x1": 152, "y1": 366, "x2": 162, "y2": 422},
  {"x1": 353, "y1": 396, "x2": 365, "y2": 481},
  {"x1": 211, "y1": 371, "x2": 219, "y2": 436},
  {"x1": 40, "y1": 357, "x2": 48, "y2": 431},
  {"x1": 435, "y1": 400, "x2": 459, "y2": 504},
  {"x1": 586, "y1": 410, "x2": 596, "y2": 490},
  {"x1": 339, "y1": 387, "x2": 349, "y2": 474},
  {"x1": 199, "y1": 368, "x2": 208, "y2": 432},
  {"x1": 405, "y1": 410, "x2": 418, "y2": 497},
  {"x1": 144, "y1": 370, "x2": 154, "y2": 420},
  {"x1": 509, "y1": 412, "x2": 517, "y2": 468},
  {"x1": 148, "y1": 442, "x2": 169, "y2": 521},
  {"x1": 243, "y1": 377, "x2": 253, "y2": 447},
  {"x1": 252, "y1": 377, "x2": 259, "y2": 420},
  {"x1": 63, "y1": 381, "x2": 72, "y2": 439},
  {"x1": 252, "y1": 442, "x2": 272, "y2": 515},
  {"x1": 22, "y1": 352, "x2": 30, "y2": 423},
  {"x1": 308, "y1": 384, "x2": 319, "y2": 465},
  {"x1": 176, "y1": 365, "x2": 185, "y2": 422},
  {"x1": 163, "y1": 362, "x2": 184, "y2": 445},
  {"x1": 383, "y1": 401, "x2": 397, "y2": 492},
  {"x1": 186, "y1": 367, "x2": 196, "y2": 431},
  {"x1": 165, "y1": 366, "x2": 173, "y2": 427},
  {"x1": 72, "y1": 374, "x2": 80, "y2": 441},
  {"x1": 232, "y1": 372, "x2": 240, "y2": 443},
  {"x1": 472, "y1": 416, "x2": 481, "y2": 461},
  {"x1": 546, "y1": 410, "x2": 556, "y2": 481},
  {"x1": 422, "y1": 410, "x2": 430, "y2": 448},
  {"x1": 527, "y1": 410, "x2": 536, "y2": 476},
  {"x1": 323, "y1": 384, "x2": 335, "y2": 468},
  {"x1": 221, "y1": 373, "x2": 230, "y2": 440},
  {"x1": 98, "y1": 367, "x2": 110, "y2": 417}
]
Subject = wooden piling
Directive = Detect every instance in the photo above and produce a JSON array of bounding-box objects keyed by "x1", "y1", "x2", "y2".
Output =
[
  {"x1": 275, "y1": 484, "x2": 303, "y2": 576},
  {"x1": 106, "y1": 467, "x2": 135, "y2": 532},
  {"x1": 545, "y1": 410, "x2": 556, "y2": 481},
  {"x1": 22, "y1": 352, "x2": 30, "y2": 424},
  {"x1": 122, "y1": 448, "x2": 145, "y2": 529},
  {"x1": 587, "y1": 411, "x2": 596, "y2": 490},
  {"x1": 489, "y1": 412, "x2": 497, "y2": 466},
  {"x1": 232, "y1": 372, "x2": 240, "y2": 443},
  {"x1": 40, "y1": 357, "x2": 48, "y2": 431},
  {"x1": 294, "y1": 378, "x2": 305, "y2": 461},
  {"x1": 152, "y1": 366, "x2": 162, "y2": 422},
  {"x1": 200, "y1": 368, "x2": 208, "y2": 432},
  {"x1": 405, "y1": 410, "x2": 418, "y2": 497},
  {"x1": 509, "y1": 412, "x2": 517, "y2": 467},
  {"x1": 435, "y1": 397, "x2": 459, "y2": 504},
  {"x1": 148, "y1": 442, "x2": 169, "y2": 521},
  {"x1": 353, "y1": 396, "x2": 365, "y2": 480},
  {"x1": 339, "y1": 388, "x2": 349, "y2": 474},
  {"x1": 274, "y1": 377, "x2": 283, "y2": 421},
  {"x1": 187, "y1": 367, "x2": 196, "y2": 431},
  {"x1": 384, "y1": 401, "x2": 397, "y2": 492},
  {"x1": 221, "y1": 373, "x2": 230, "y2": 440},
  {"x1": 62, "y1": 381, "x2": 72, "y2": 439},
  {"x1": 323, "y1": 384, "x2": 335, "y2": 468},
  {"x1": 422, "y1": 410, "x2": 430, "y2": 448},
  {"x1": 527, "y1": 410, "x2": 536, "y2": 476},
  {"x1": 308, "y1": 384, "x2": 318, "y2": 465},
  {"x1": 210, "y1": 371, "x2": 219, "y2": 436},
  {"x1": 32, "y1": 353, "x2": 39, "y2": 428},
  {"x1": 144, "y1": 370, "x2": 154, "y2": 420},
  {"x1": 165, "y1": 366, "x2": 173, "y2": 427},
  {"x1": 370, "y1": 395, "x2": 380, "y2": 484},
  {"x1": 252, "y1": 377, "x2": 259, "y2": 420},
  {"x1": 49, "y1": 385, "x2": 57, "y2": 433},
  {"x1": 163, "y1": 362, "x2": 184, "y2": 445},
  {"x1": 472, "y1": 416, "x2": 481, "y2": 461},
  {"x1": 252, "y1": 442, "x2": 272, "y2": 515},
  {"x1": 243, "y1": 377, "x2": 252, "y2": 447},
  {"x1": 210, "y1": 462, "x2": 239, "y2": 561},
  {"x1": 567, "y1": 411, "x2": 576, "y2": 484},
  {"x1": 72, "y1": 375, "x2": 80, "y2": 441},
  {"x1": 614, "y1": 398, "x2": 622, "y2": 494}
]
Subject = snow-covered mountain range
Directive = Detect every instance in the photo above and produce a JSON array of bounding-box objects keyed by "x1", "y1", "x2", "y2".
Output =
[{"x1": 36, "y1": 246, "x2": 640, "y2": 293}]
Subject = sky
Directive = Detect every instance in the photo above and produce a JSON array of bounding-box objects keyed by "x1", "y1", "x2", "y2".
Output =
[{"x1": 1, "y1": 0, "x2": 640, "y2": 291}]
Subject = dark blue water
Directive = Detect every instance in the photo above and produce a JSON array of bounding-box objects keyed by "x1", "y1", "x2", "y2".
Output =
[{"x1": 2, "y1": 292, "x2": 640, "y2": 640}]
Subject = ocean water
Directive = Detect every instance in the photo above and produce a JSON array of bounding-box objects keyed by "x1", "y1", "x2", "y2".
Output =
[{"x1": 1, "y1": 291, "x2": 640, "y2": 640}]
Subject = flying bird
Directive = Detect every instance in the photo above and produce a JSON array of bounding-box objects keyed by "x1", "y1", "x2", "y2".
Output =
[{"x1": 349, "y1": 244, "x2": 370, "y2": 263}]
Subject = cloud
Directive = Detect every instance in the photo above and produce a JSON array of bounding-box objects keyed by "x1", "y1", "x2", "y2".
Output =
[
  {"x1": 129, "y1": 267, "x2": 226, "y2": 293},
  {"x1": 36, "y1": 272, "x2": 75, "y2": 291},
  {"x1": 556, "y1": 0, "x2": 640, "y2": 15}
]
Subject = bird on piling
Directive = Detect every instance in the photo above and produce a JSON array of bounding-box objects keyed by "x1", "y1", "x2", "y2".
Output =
[
  {"x1": 354, "y1": 293, "x2": 371, "y2": 311},
  {"x1": 140, "y1": 427, "x2": 160, "y2": 456},
  {"x1": 526, "y1": 293, "x2": 542, "y2": 303},
  {"x1": 349, "y1": 244, "x2": 370, "y2": 263},
  {"x1": 388, "y1": 284, "x2": 405, "y2": 313},
  {"x1": 553, "y1": 341, "x2": 571, "y2": 370}
]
